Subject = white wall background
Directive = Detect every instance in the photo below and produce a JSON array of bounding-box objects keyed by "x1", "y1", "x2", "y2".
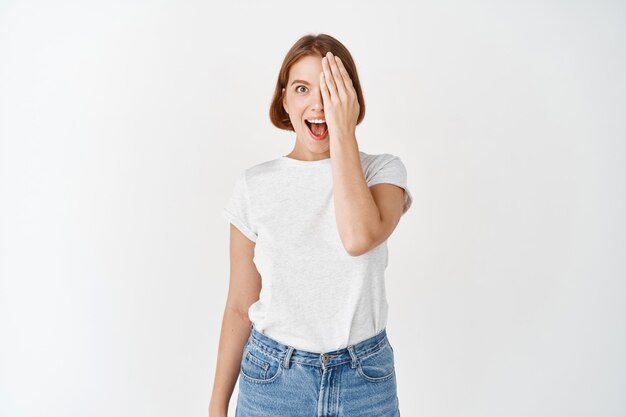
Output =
[{"x1": 1, "y1": 1, "x2": 625, "y2": 416}]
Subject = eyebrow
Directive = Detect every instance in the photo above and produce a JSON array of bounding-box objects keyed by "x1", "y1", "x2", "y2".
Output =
[{"x1": 290, "y1": 79, "x2": 311, "y2": 86}]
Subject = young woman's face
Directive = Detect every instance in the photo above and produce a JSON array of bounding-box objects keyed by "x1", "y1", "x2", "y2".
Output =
[{"x1": 282, "y1": 54, "x2": 330, "y2": 157}]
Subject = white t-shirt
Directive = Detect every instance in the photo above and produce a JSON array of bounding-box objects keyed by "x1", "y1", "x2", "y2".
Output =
[{"x1": 221, "y1": 151, "x2": 413, "y2": 353}]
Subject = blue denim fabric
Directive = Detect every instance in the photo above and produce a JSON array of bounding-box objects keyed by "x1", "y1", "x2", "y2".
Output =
[{"x1": 235, "y1": 323, "x2": 401, "y2": 417}]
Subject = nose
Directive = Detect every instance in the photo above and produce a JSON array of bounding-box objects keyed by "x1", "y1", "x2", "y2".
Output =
[{"x1": 310, "y1": 88, "x2": 324, "y2": 111}]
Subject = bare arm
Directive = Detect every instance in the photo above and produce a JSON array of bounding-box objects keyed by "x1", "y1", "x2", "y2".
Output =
[
  {"x1": 209, "y1": 224, "x2": 262, "y2": 417},
  {"x1": 320, "y1": 53, "x2": 405, "y2": 256},
  {"x1": 329, "y1": 135, "x2": 381, "y2": 255},
  {"x1": 329, "y1": 136, "x2": 407, "y2": 256}
]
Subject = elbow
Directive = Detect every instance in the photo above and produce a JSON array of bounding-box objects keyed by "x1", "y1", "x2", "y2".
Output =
[
  {"x1": 341, "y1": 219, "x2": 383, "y2": 257},
  {"x1": 347, "y1": 247, "x2": 366, "y2": 257},
  {"x1": 344, "y1": 243, "x2": 360, "y2": 257},
  {"x1": 344, "y1": 234, "x2": 374, "y2": 257}
]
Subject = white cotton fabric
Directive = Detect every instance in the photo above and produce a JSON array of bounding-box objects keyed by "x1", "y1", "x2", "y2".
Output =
[{"x1": 221, "y1": 151, "x2": 413, "y2": 353}]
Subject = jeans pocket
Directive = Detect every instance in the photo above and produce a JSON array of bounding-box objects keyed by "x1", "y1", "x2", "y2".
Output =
[
  {"x1": 356, "y1": 340, "x2": 396, "y2": 382},
  {"x1": 240, "y1": 342, "x2": 283, "y2": 384}
]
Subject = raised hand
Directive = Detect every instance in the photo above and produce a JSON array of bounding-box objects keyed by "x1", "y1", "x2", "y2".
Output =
[{"x1": 319, "y1": 51, "x2": 360, "y2": 141}]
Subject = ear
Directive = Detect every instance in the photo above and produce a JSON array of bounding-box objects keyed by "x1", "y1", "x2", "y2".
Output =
[{"x1": 282, "y1": 87, "x2": 288, "y2": 114}]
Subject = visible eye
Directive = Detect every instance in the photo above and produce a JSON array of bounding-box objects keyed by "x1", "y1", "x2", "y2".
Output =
[{"x1": 295, "y1": 85, "x2": 307, "y2": 93}]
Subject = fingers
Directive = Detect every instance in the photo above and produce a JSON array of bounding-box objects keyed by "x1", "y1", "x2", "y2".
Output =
[
  {"x1": 326, "y1": 52, "x2": 347, "y2": 93},
  {"x1": 333, "y1": 56, "x2": 356, "y2": 95},
  {"x1": 319, "y1": 70, "x2": 331, "y2": 105},
  {"x1": 321, "y1": 54, "x2": 338, "y2": 100},
  {"x1": 322, "y1": 52, "x2": 356, "y2": 104}
]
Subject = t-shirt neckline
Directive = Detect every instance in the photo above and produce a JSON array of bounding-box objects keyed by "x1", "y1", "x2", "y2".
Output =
[{"x1": 280, "y1": 155, "x2": 332, "y2": 165}]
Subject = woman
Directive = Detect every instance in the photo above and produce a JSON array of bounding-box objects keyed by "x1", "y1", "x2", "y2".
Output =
[{"x1": 209, "y1": 33, "x2": 413, "y2": 417}]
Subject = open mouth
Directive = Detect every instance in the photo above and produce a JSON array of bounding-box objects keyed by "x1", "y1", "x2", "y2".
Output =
[{"x1": 305, "y1": 120, "x2": 328, "y2": 140}]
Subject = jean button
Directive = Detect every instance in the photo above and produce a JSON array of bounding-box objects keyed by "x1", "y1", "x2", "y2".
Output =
[{"x1": 321, "y1": 354, "x2": 329, "y2": 362}]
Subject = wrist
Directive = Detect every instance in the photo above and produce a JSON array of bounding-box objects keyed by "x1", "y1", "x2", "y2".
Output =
[
  {"x1": 208, "y1": 402, "x2": 228, "y2": 415},
  {"x1": 330, "y1": 130, "x2": 357, "y2": 143}
]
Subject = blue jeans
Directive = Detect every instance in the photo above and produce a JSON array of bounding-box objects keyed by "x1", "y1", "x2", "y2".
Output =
[{"x1": 235, "y1": 323, "x2": 401, "y2": 417}]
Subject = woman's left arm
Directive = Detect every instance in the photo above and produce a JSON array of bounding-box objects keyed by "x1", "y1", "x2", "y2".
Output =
[{"x1": 321, "y1": 52, "x2": 405, "y2": 256}]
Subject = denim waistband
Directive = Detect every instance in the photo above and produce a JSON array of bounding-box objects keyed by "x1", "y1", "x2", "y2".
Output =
[{"x1": 247, "y1": 323, "x2": 390, "y2": 369}]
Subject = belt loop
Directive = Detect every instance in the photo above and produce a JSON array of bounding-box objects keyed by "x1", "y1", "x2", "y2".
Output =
[
  {"x1": 347, "y1": 345, "x2": 358, "y2": 369},
  {"x1": 282, "y1": 346, "x2": 295, "y2": 369}
]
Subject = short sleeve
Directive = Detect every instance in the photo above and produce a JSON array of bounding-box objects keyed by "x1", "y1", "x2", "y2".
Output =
[
  {"x1": 367, "y1": 155, "x2": 413, "y2": 215},
  {"x1": 221, "y1": 171, "x2": 258, "y2": 242}
]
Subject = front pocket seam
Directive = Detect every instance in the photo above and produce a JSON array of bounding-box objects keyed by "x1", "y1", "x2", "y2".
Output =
[
  {"x1": 240, "y1": 350, "x2": 283, "y2": 384},
  {"x1": 356, "y1": 364, "x2": 395, "y2": 382},
  {"x1": 359, "y1": 341, "x2": 391, "y2": 362},
  {"x1": 356, "y1": 343, "x2": 395, "y2": 382},
  {"x1": 240, "y1": 360, "x2": 283, "y2": 384},
  {"x1": 246, "y1": 351, "x2": 270, "y2": 371}
]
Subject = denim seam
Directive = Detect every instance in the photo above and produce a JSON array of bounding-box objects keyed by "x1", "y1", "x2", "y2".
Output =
[
  {"x1": 248, "y1": 333, "x2": 389, "y2": 365},
  {"x1": 358, "y1": 338, "x2": 390, "y2": 361}
]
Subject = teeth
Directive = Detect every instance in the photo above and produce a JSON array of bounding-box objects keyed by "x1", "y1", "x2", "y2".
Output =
[{"x1": 307, "y1": 119, "x2": 326, "y2": 124}]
